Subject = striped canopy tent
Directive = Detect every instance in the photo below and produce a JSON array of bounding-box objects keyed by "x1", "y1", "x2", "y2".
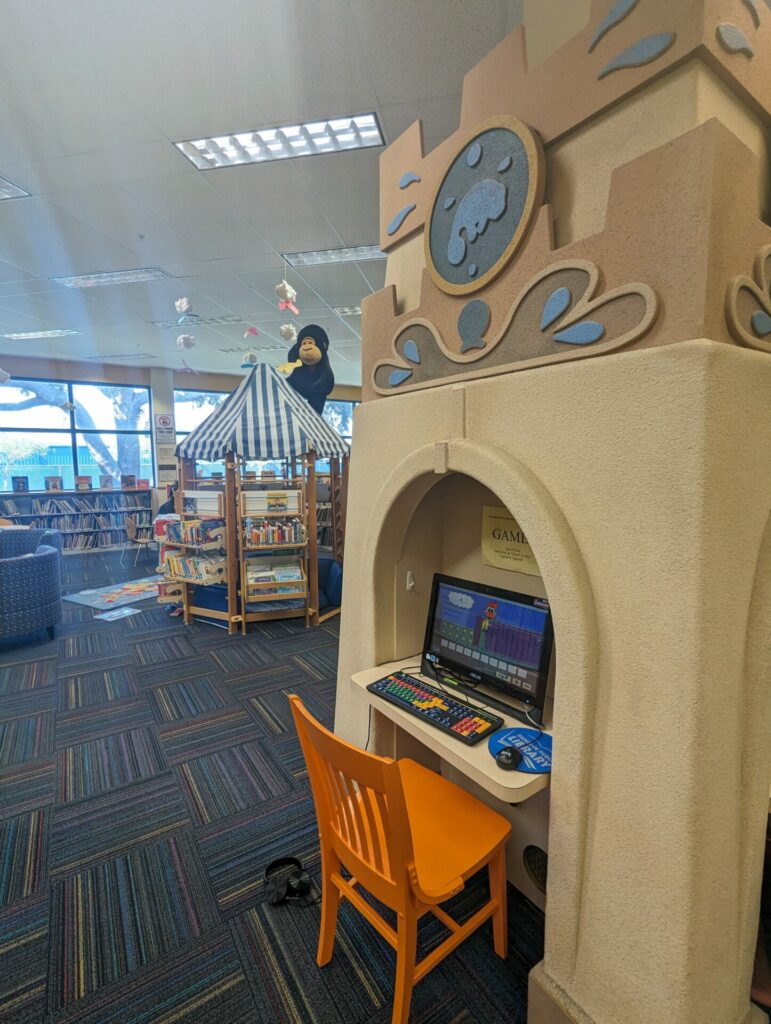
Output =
[{"x1": 176, "y1": 363, "x2": 350, "y2": 462}]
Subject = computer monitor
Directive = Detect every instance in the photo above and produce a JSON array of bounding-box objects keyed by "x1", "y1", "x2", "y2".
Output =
[{"x1": 420, "y1": 573, "x2": 555, "y2": 717}]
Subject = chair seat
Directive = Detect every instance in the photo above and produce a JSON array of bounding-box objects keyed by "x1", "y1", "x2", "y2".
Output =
[{"x1": 398, "y1": 758, "x2": 510, "y2": 899}]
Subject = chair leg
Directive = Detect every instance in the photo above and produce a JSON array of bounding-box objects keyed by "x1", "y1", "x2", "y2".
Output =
[
  {"x1": 489, "y1": 847, "x2": 508, "y2": 959},
  {"x1": 392, "y1": 910, "x2": 418, "y2": 1024},
  {"x1": 120, "y1": 542, "x2": 127, "y2": 565},
  {"x1": 134, "y1": 543, "x2": 140, "y2": 566},
  {"x1": 316, "y1": 852, "x2": 341, "y2": 967}
]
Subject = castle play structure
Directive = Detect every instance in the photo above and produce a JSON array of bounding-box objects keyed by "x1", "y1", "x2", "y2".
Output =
[{"x1": 334, "y1": 3, "x2": 771, "y2": 1022}]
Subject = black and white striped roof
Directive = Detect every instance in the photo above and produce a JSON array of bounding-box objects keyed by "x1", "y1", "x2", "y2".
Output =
[{"x1": 176, "y1": 364, "x2": 350, "y2": 462}]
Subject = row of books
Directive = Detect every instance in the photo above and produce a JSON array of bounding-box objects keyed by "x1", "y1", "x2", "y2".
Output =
[
  {"x1": 26, "y1": 495, "x2": 151, "y2": 514},
  {"x1": 245, "y1": 557, "x2": 304, "y2": 594},
  {"x1": 241, "y1": 489, "x2": 302, "y2": 515},
  {"x1": 244, "y1": 518, "x2": 304, "y2": 546},
  {"x1": 62, "y1": 530, "x2": 145, "y2": 550},
  {"x1": 164, "y1": 518, "x2": 226, "y2": 546},
  {"x1": 9, "y1": 475, "x2": 149, "y2": 492},
  {"x1": 21, "y1": 513, "x2": 152, "y2": 532},
  {"x1": 164, "y1": 553, "x2": 228, "y2": 583}
]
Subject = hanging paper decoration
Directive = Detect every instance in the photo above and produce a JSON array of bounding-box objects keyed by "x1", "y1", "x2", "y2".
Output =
[
  {"x1": 59, "y1": 401, "x2": 76, "y2": 411},
  {"x1": 280, "y1": 323, "x2": 298, "y2": 344},
  {"x1": 241, "y1": 351, "x2": 259, "y2": 369},
  {"x1": 174, "y1": 296, "x2": 199, "y2": 325},
  {"x1": 275, "y1": 279, "x2": 299, "y2": 315},
  {"x1": 180, "y1": 358, "x2": 200, "y2": 374},
  {"x1": 176, "y1": 334, "x2": 196, "y2": 350},
  {"x1": 243, "y1": 326, "x2": 259, "y2": 338}
]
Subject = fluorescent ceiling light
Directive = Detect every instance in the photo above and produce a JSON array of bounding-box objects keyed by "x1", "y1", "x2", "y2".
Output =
[
  {"x1": 333, "y1": 306, "x2": 361, "y2": 317},
  {"x1": 83, "y1": 352, "x2": 158, "y2": 362},
  {"x1": 152, "y1": 314, "x2": 242, "y2": 329},
  {"x1": 0, "y1": 175, "x2": 31, "y2": 200},
  {"x1": 283, "y1": 245, "x2": 384, "y2": 267},
  {"x1": 2, "y1": 329, "x2": 81, "y2": 340},
  {"x1": 52, "y1": 268, "x2": 170, "y2": 288},
  {"x1": 176, "y1": 113, "x2": 383, "y2": 169}
]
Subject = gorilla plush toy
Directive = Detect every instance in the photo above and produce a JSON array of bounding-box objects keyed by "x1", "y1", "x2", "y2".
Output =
[{"x1": 286, "y1": 324, "x2": 335, "y2": 415}]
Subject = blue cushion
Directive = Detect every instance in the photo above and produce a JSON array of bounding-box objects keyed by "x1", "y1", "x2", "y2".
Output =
[{"x1": 324, "y1": 560, "x2": 343, "y2": 608}]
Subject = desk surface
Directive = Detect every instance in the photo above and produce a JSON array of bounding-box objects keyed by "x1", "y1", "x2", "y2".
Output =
[{"x1": 351, "y1": 656, "x2": 551, "y2": 804}]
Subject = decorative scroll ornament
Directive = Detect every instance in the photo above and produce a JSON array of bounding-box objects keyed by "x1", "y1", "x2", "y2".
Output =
[
  {"x1": 725, "y1": 243, "x2": 771, "y2": 353},
  {"x1": 372, "y1": 259, "x2": 658, "y2": 394}
]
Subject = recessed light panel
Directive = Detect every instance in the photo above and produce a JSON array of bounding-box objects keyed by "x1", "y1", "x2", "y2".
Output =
[
  {"x1": 283, "y1": 245, "x2": 384, "y2": 267},
  {"x1": 0, "y1": 175, "x2": 31, "y2": 200},
  {"x1": 2, "y1": 329, "x2": 81, "y2": 340},
  {"x1": 152, "y1": 314, "x2": 243, "y2": 329},
  {"x1": 333, "y1": 306, "x2": 362, "y2": 316},
  {"x1": 176, "y1": 113, "x2": 383, "y2": 169},
  {"x1": 52, "y1": 268, "x2": 170, "y2": 288}
]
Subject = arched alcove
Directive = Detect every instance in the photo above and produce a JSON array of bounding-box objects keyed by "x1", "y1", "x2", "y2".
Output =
[{"x1": 353, "y1": 438, "x2": 601, "y2": 978}]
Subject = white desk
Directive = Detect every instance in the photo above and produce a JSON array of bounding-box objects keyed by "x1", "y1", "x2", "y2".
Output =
[{"x1": 351, "y1": 656, "x2": 551, "y2": 804}]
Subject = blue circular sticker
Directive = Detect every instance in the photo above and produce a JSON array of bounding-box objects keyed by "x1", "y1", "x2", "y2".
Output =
[{"x1": 488, "y1": 728, "x2": 552, "y2": 774}]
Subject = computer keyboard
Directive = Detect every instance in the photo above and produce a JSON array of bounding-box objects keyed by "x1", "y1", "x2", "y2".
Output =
[{"x1": 366, "y1": 671, "x2": 503, "y2": 746}]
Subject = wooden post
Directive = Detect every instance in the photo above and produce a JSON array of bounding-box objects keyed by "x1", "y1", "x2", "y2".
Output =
[
  {"x1": 339, "y1": 455, "x2": 349, "y2": 565},
  {"x1": 177, "y1": 457, "x2": 194, "y2": 625},
  {"x1": 306, "y1": 453, "x2": 319, "y2": 627},
  {"x1": 224, "y1": 453, "x2": 239, "y2": 634}
]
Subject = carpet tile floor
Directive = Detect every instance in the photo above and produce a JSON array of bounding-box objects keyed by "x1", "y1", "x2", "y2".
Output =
[{"x1": 0, "y1": 551, "x2": 545, "y2": 1024}]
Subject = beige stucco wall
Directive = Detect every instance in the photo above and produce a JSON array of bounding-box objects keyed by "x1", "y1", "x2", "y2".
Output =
[{"x1": 336, "y1": 340, "x2": 771, "y2": 1023}]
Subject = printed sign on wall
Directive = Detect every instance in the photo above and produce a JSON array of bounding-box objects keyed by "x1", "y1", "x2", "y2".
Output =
[
  {"x1": 154, "y1": 413, "x2": 176, "y2": 445},
  {"x1": 481, "y1": 505, "x2": 540, "y2": 577}
]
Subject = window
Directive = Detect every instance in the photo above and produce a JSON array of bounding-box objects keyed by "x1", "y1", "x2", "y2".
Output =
[
  {"x1": 322, "y1": 400, "x2": 358, "y2": 443},
  {"x1": 173, "y1": 388, "x2": 227, "y2": 441},
  {"x1": 0, "y1": 378, "x2": 153, "y2": 492}
]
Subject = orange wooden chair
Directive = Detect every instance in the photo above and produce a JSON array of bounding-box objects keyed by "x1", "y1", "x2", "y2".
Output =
[{"x1": 289, "y1": 695, "x2": 511, "y2": 1024}]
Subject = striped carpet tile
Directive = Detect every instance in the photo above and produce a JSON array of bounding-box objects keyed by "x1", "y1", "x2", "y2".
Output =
[
  {"x1": 246, "y1": 687, "x2": 332, "y2": 736},
  {"x1": 0, "y1": 685, "x2": 57, "y2": 722},
  {"x1": 58, "y1": 728, "x2": 167, "y2": 802},
  {"x1": 231, "y1": 893, "x2": 391, "y2": 1024},
  {"x1": 0, "y1": 760, "x2": 55, "y2": 819},
  {"x1": 177, "y1": 742, "x2": 294, "y2": 826},
  {"x1": 48, "y1": 835, "x2": 204, "y2": 1011},
  {"x1": 55, "y1": 697, "x2": 155, "y2": 749},
  {"x1": 0, "y1": 809, "x2": 47, "y2": 909},
  {"x1": 224, "y1": 662, "x2": 296, "y2": 701},
  {"x1": 270, "y1": 735, "x2": 308, "y2": 784},
  {"x1": 158, "y1": 708, "x2": 259, "y2": 764},
  {"x1": 133, "y1": 655, "x2": 217, "y2": 688},
  {"x1": 290, "y1": 644, "x2": 339, "y2": 682},
  {"x1": 131, "y1": 635, "x2": 197, "y2": 666},
  {"x1": 55, "y1": 933, "x2": 254, "y2": 1024},
  {"x1": 59, "y1": 666, "x2": 138, "y2": 711},
  {"x1": 263, "y1": 631, "x2": 340, "y2": 658},
  {"x1": 0, "y1": 895, "x2": 48, "y2": 1022},
  {"x1": 208, "y1": 643, "x2": 276, "y2": 678},
  {"x1": 0, "y1": 658, "x2": 55, "y2": 696},
  {"x1": 0, "y1": 714, "x2": 54, "y2": 769},
  {"x1": 197, "y1": 791, "x2": 319, "y2": 915},
  {"x1": 50, "y1": 773, "x2": 190, "y2": 875},
  {"x1": 149, "y1": 678, "x2": 229, "y2": 724},
  {"x1": 59, "y1": 631, "x2": 125, "y2": 660}
]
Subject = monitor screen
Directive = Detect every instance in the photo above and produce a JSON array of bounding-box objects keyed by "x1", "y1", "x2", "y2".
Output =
[{"x1": 421, "y1": 574, "x2": 554, "y2": 711}]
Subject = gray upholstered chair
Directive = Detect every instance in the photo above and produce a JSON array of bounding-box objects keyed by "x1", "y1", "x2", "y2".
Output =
[{"x1": 0, "y1": 529, "x2": 62, "y2": 642}]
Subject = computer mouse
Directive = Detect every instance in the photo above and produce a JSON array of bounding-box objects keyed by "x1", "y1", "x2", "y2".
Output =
[{"x1": 495, "y1": 745, "x2": 522, "y2": 771}]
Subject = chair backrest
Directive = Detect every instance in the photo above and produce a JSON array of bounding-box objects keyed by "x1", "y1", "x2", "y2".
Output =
[
  {"x1": 289, "y1": 695, "x2": 414, "y2": 908},
  {"x1": 125, "y1": 515, "x2": 138, "y2": 541}
]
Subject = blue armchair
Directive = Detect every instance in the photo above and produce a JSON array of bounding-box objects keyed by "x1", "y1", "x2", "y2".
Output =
[
  {"x1": 0, "y1": 529, "x2": 62, "y2": 642},
  {"x1": 317, "y1": 555, "x2": 343, "y2": 613}
]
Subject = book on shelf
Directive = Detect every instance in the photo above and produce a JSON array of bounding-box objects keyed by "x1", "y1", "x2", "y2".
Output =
[
  {"x1": 11, "y1": 476, "x2": 29, "y2": 492},
  {"x1": 164, "y1": 552, "x2": 227, "y2": 583},
  {"x1": 120, "y1": 474, "x2": 136, "y2": 489},
  {"x1": 245, "y1": 556, "x2": 304, "y2": 594},
  {"x1": 75, "y1": 476, "x2": 92, "y2": 491},
  {"x1": 244, "y1": 517, "x2": 304, "y2": 546},
  {"x1": 137, "y1": 479, "x2": 150, "y2": 490},
  {"x1": 242, "y1": 489, "x2": 301, "y2": 515},
  {"x1": 99, "y1": 475, "x2": 114, "y2": 489},
  {"x1": 0, "y1": 499, "x2": 19, "y2": 514},
  {"x1": 45, "y1": 476, "x2": 63, "y2": 491},
  {"x1": 164, "y1": 518, "x2": 225, "y2": 547}
]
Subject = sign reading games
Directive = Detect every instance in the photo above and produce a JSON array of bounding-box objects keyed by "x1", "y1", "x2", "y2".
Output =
[{"x1": 481, "y1": 505, "x2": 540, "y2": 577}]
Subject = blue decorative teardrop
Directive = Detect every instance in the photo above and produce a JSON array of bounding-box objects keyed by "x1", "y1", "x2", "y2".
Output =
[
  {"x1": 588, "y1": 0, "x2": 640, "y2": 52},
  {"x1": 386, "y1": 204, "x2": 416, "y2": 236},
  {"x1": 598, "y1": 32, "x2": 676, "y2": 79},
  {"x1": 468, "y1": 263, "x2": 478, "y2": 277},
  {"x1": 443, "y1": 197, "x2": 455, "y2": 210},
  {"x1": 751, "y1": 310, "x2": 771, "y2": 337},
  {"x1": 402, "y1": 339, "x2": 421, "y2": 364},
  {"x1": 553, "y1": 321, "x2": 605, "y2": 345},
  {"x1": 540, "y1": 287, "x2": 572, "y2": 330},
  {"x1": 497, "y1": 156, "x2": 512, "y2": 173},
  {"x1": 388, "y1": 368, "x2": 413, "y2": 387},
  {"x1": 398, "y1": 171, "x2": 421, "y2": 189},
  {"x1": 466, "y1": 142, "x2": 482, "y2": 167}
]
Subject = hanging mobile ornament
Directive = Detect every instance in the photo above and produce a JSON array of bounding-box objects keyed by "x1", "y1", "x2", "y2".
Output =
[{"x1": 275, "y1": 279, "x2": 299, "y2": 316}]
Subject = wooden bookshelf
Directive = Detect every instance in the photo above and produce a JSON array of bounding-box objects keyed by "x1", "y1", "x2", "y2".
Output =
[{"x1": 0, "y1": 488, "x2": 153, "y2": 554}]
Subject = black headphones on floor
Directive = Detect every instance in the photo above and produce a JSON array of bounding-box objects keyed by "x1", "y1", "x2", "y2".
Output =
[{"x1": 264, "y1": 857, "x2": 313, "y2": 905}]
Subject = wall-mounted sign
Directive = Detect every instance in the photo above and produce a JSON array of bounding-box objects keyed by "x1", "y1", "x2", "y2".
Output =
[
  {"x1": 481, "y1": 505, "x2": 540, "y2": 577},
  {"x1": 154, "y1": 413, "x2": 176, "y2": 445}
]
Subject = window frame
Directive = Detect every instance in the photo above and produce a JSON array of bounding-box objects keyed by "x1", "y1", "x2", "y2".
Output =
[
  {"x1": 173, "y1": 386, "x2": 228, "y2": 444},
  {"x1": 0, "y1": 375, "x2": 155, "y2": 492}
]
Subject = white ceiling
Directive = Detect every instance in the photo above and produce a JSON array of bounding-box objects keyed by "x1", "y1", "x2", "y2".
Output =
[{"x1": 0, "y1": 0, "x2": 523, "y2": 385}]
